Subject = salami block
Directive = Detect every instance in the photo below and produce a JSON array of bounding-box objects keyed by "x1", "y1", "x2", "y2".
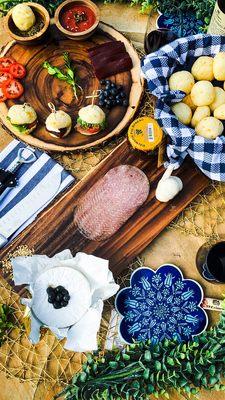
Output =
[
  {"x1": 88, "y1": 41, "x2": 126, "y2": 57},
  {"x1": 94, "y1": 54, "x2": 133, "y2": 79},
  {"x1": 74, "y1": 165, "x2": 150, "y2": 241}
]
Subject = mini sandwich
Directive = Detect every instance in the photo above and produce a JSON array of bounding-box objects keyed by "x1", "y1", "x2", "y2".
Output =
[
  {"x1": 45, "y1": 110, "x2": 72, "y2": 138},
  {"x1": 7, "y1": 103, "x2": 37, "y2": 134},
  {"x1": 77, "y1": 105, "x2": 106, "y2": 135}
]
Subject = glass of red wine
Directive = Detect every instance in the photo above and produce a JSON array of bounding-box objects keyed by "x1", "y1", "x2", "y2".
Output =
[
  {"x1": 144, "y1": 28, "x2": 178, "y2": 54},
  {"x1": 196, "y1": 241, "x2": 225, "y2": 283}
]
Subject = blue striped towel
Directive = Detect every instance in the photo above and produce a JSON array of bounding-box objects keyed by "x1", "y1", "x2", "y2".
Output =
[{"x1": 0, "y1": 139, "x2": 75, "y2": 244}]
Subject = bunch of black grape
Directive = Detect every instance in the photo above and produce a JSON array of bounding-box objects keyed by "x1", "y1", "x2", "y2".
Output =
[
  {"x1": 98, "y1": 79, "x2": 128, "y2": 109},
  {"x1": 47, "y1": 286, "x2": 70, "y2": 309}
]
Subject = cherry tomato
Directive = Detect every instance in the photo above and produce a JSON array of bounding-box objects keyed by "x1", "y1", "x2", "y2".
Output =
[
  {"x1": 0, "y1": 72, "x2": 12, "y2": 86},
  {"x1": 4, "y1": 79, "x2": 24, "y2": 99},
  {"x1": 87, "y1": 126, "x2": 100, "y2": 133},
  {"x1": 9, "y1": 63, "x2": 26, "y2": 79},
  {"x1": 0, "y1": 86, "x2": 7, "y2": 102},
  {"x1": 0, "y1": 57, "x2": 16, "y2": 72}
]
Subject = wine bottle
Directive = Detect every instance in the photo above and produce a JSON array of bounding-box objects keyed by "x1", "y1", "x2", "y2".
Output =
[{"x1": 208, "y1": 0, "x2": 225, "y2": 34}]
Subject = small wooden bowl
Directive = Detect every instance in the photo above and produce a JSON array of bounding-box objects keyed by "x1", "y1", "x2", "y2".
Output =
[
  {"x1": 5, "y1": 2, "x2": 50, "y2": 45},
  {"x1": 55, "y1": 0, "x2": 100, "y2": 41}
]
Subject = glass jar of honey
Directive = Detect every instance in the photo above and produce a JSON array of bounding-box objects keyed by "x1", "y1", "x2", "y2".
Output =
[{"x1": 127, "y1": 117, "x2": 166, "y2": 165}]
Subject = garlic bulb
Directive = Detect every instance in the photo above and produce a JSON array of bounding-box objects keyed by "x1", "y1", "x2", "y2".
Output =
[{"x1": 156, "y1": 167, "x2": 183, "y2": 203}]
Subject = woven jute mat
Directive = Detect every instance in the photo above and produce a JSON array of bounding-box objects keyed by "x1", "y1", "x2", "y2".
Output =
[{"x1": 1, "y1": 8, "x2": 225, "y2": 398}]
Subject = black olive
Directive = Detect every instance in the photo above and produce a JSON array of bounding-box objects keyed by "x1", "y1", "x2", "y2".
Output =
[
  {"x1": 100, "y1": 79, "x2": 106, "y2": 85},
  {"x1": 98, "y1": 101, "x2": 104, "y2": 106},
  {"x1": 48, "y1": 295, "x2": 55, "y2": 304},
  {"x1": 110, "y1": 83, "x2": 116, "y2": 88},
  {"x1": 63, "y1": 294, "x2": 70, "y2": 301},
  {"x1": 123, "y1": 99, "x2": 129, "y2": 106},
  {"x1": 103, "y1": 90, "x2": 108, "y2": 97},
  {"x1": 61, "y1": 300, "x2": 68, "y2": 307},
  {"x1": 53, "y1": 302, "x2": 61, "y2": 309},
  {"x1": 105, "y1": 79, "x2": 111, "y2": 85},
  {"x1": 55, "y1": 285, "x2": 65, "y2": 292},
  {"x1": 116, "y1": 94, "x2": 121, "y2": 100},
  {"x1": 121, "y1": 92, "x2": 126, "y2": 99},
  {"x1": 47, "y1": 287, "x2": 54, "y2": 295}
]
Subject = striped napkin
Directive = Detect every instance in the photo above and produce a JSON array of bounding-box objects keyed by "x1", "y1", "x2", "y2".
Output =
[{"x1": 0, "y1": 139, "x2": 75, "y2": 244}]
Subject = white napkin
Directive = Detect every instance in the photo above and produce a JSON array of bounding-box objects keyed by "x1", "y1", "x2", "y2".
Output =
[{"x1": 12, "y1": 250, "x2": 119, "y2": 352}]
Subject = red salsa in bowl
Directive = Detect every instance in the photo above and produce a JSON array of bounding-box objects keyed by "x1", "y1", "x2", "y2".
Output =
[
  {"x1": 61, "y1": 4, "x2": 96, "y2": 33},
  {"x1": 55, "y1": 0, "x2": 100, "y2": 39}
]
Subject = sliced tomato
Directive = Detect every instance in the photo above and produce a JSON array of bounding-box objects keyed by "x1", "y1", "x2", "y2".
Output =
[
  {"x1": 0, "y1": 86, "x2": 7, "y2": 102},
  {"x1": 85, "y1": 125, "x2": 101, "y2": 134},
  {"x1": 4, "y1": 79, "x2": 24, "y2": 99},
  {"x1": 0, "y1": 57, "x2": 16, "y2": 72},
  {"x1": 78, "y1": 125, "x2": 100, "y2": 135},
  {"x1": 0, "y1": 72, "x2": 12, "y2": 86},
  {"x1": 9, "y1": 63, "x2": 26, "y2": 79}
]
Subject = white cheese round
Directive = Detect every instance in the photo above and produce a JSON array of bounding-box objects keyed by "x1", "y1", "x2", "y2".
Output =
[
  {"x1": 32, "y1": 267, "x2": 91, "y2": 328},
  {"x1": 78, "y1": 105, "x2": 105, "y2": 124}
]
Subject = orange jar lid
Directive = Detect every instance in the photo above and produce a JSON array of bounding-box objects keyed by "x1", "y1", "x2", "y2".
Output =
[{"x1": 128, "y1": 117, "x2": 163, "y2": 152}]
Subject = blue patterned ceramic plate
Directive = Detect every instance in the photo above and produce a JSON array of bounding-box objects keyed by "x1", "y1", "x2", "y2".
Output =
[
  {"x1": 115, "y1": 264, "x2": 208, "y2": 344},
  {"x1": 156, "y1": 12, "x2": 204, "y2": 37}
]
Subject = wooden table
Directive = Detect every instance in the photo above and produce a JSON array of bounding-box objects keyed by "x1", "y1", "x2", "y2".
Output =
[{"x1": 0, "y1": 4, "x2": 225, "y2": 400}]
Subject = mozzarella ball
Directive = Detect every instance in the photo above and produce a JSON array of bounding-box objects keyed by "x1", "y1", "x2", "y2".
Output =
[
  {"x1": 171, "y1": 103, "x2": 192, "y2": 125},
  {"x1": 169, "y1": 71, "x2": 195, "y2": 95},
  {"x1": 191, "y1": 106, "x2": 211, "y2": 128},
  {"x1": 195, "y1": 117, "x2": 224, "y2": 139},
  {"x1": 213, "y1": 52, "x2": 225, "y2": 81},
  {"x1": 191, "y1": 56, "x2": 214, "y2": 81},
  {"x1": 182, "y1": 94, "x2": 197, "y2": 111},
  {"x1": 209, "y1": 87, "x2": 225, "y2": 112},
  {"x1": 214, "y1": 104, "x2": 225, "y2": 120},
  {"x1": 12, "y1": 4, "x2": 36, "y2": 31},
  {"x1": 191, "y1": 81, "x2": 215, "y2": 106}
]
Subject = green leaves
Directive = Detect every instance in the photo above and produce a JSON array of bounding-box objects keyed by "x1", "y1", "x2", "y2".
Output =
[
  {"x1": 0, "y1": 304, "x2": 15, "y2": 346},
  {"x1": 42, "y1": 52, "x2": 82, "y2": 100}
]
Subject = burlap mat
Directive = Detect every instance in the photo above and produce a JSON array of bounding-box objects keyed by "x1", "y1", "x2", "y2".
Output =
[{"x1": 0, "y1": 8, "x2": 225, "y2": 392}]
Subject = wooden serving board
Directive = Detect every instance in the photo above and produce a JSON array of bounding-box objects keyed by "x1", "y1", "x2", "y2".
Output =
[
  {"x1": 0, "y1": 22, "x2": 143, "y2": 152},
  {"x1": 0, "y1": 139, "x2": 209, "y2": 282}
]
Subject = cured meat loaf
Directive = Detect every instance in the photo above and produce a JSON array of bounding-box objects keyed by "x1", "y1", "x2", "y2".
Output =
[
  {"x1": 74, "y1": 165, "x2": 150, "y2": 241},
  {"x1": 87, "y1": 41, "x2": 126, "y2": 57},
  {"x1": 94, "y1": 54, "x2": 133, "y2": 79}
]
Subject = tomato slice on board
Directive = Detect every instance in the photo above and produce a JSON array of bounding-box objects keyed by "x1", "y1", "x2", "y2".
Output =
[
  {"x1": 4, "y1": 79, "x2": 24, "y2": 99},
  {"x1": 9, "y1": 63, "x2": 26, "y2": 79},
  {"x1": 0, "y1": 57, "x2": 16, "y2": 72},
  {"x1": 0, "y1": 72, "x2": 13, "y2": 86},
  {"x1": 0, "y1": 86, "x2": 7, "y2": 102}
]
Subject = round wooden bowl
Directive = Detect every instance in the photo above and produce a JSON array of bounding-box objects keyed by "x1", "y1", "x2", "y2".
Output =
[
  {"x1": 55, "y1": 0, "x2": 100, "y2": 41},
  {"x1": 5, "y1": 2, "x2": 50, "y2": 45}
]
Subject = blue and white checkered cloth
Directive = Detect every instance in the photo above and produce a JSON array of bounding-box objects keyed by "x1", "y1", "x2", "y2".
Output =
[{"x1": 141, "y1": 34, "x2": 225, "y2": 181}]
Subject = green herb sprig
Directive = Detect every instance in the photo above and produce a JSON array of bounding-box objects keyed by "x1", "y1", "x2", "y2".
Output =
[
  {"x1": 0, "y1": 304, "x2": 14, "y2": 346},
  {"x1": 56, "y1": 301, "x2": 225, "y2": 400},
  {"x1": 43, "y1": 52, "x2": 83, "y2": 101}
]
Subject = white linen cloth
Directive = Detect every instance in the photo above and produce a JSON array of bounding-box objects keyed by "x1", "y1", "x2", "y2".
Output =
[{"x1": 12, "y1": 250, "x2": 119, "y2": 352}]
